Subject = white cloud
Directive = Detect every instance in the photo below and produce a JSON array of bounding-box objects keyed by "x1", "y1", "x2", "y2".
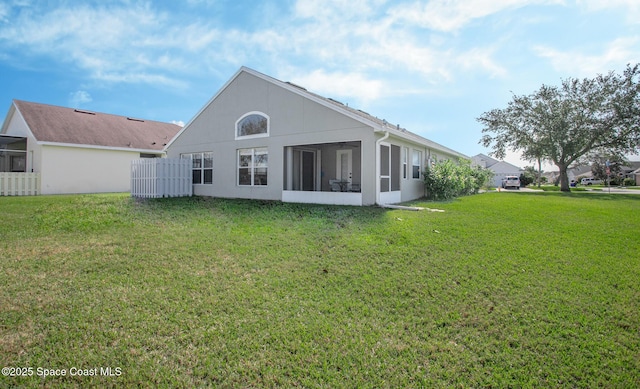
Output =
[
  {"x1": 0, "y1": 4, "x2": 9, "y2": 23},
  {"x1": 93, "y1": 71, "x2": 188, "y2": 89},
  {"x1": 258, "y1": 1, "x2": 508, "y2": 94},
  {"x1": 293, "y1": 0, "x2": 383, "y2": 20},
  {"x1": 288, "y1": 69, "x2": 385, "y2": 106},
  {"x1": 578, "y1": 0, "x2": 640, "y2": 23},
  {"x1": 0, "y1": 0, "x2": 513, "y2": 102},
  {"x1": 171, "y1": 120, "x2": 185, "y2": 127},
  {"x1": 388, "y1": 0, "x2": 562, "y2": 32},
  {"x1": 456, "y1": 47, "x2": 508, "y2": 78},
  {"x1": 0, "y1": 3, "x2": 189, "y2": 88},
  {"x1": 535, "y1": 36, "x2": 640, "y2": 77},
  {"x1": 68, "y1": 90, "x2": 92, "y2": 108}
]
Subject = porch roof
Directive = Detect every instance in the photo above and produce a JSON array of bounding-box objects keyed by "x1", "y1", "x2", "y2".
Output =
[{"x1": 0, "y1": 135, "x2": 26, "y2": 146}]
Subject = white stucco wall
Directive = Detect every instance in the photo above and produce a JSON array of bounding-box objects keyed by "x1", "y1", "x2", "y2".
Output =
[
  {"x1": 39, "y1": 145, "x2": 146, "y2": 194},
  {"x1": 168, "y1": 71, "x2": 380, "y2": 204}
]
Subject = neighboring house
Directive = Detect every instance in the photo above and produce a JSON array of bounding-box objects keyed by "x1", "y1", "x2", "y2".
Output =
[
  {"x1": 470, "y1": 153, "x2": 522, "y2": 188},
  {"x1": 1, "y1": 100, "x2": 181, "y2": 194},
  {"x1": 166, "y1": 67, "x2": 467, "y2": 206},
  {"x1": 568, "y1": 162, "x2": 640, "y2": 184},
  {"x1": 542, "y1": 171, "x2": 560, "y2": 185},
  {"x1": 634, "y1": 167, "x2": 640, "y2": 186},
  {"x1": 567, "y1": 165, "x2": 592, "y2": 183},
  {"x1": 621, "y1": 161, "x2": 640, "y2": 182}
]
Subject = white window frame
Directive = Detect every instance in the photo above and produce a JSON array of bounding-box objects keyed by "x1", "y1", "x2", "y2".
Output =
[
  {"x1": 181, "y1": 152, "x2": 213, "y2": 184},
  {"x1": 237, "y1": 148, "x2": 268, "y2": 186},
  {"x1": 235, "y1": 112, "x2": 270, "y2": 140},
  {"x1": 412, "y1": 149, "x2": 422, "y2": 179},
  {"x1": 402, "y1": 147, "x2": 408, "y2": 179}
]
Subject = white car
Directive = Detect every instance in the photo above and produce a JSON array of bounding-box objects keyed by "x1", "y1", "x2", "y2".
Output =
[
  {"x1": 580, "y1": 178, "x2": 603, "y2": 185},
  {"x1": 502, "y1": 176, "x2": 521, "y2": 189}
]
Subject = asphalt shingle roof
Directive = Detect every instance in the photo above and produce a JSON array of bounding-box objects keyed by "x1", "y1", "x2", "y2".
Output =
[{"x1": 13, "y1": 100, "x2": 181, "y2": 151}]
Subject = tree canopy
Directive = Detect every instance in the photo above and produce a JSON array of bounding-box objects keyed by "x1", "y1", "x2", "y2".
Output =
[{"x1": 478, "y1": 64, "x2": 640, "y2": 191}]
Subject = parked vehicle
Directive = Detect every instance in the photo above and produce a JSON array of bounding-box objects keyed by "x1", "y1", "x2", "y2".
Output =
[
  {"x1": 502, "y1": 175, "x2": 521, "y2": 189},
  {"x1": 580, "y1": 178, "x2": 603, "y2": 185}
]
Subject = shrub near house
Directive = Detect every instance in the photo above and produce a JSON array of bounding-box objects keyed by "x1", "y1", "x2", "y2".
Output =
[{"x1": 423, "y1": 159, "x2": 493, "y2": 200}]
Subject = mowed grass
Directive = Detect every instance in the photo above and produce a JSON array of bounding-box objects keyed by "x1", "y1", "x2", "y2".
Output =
[{"x1": 1, "y1": 193, "x2": 638, "y2": 388}]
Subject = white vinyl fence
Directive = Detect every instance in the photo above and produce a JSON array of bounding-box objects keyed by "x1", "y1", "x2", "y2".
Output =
[
  {"x1": 0, "y1": 172, "x2": 40, "y2": 196},
  {"x1": 131, "y1": 158, "x2": 192, "y2": 198}
]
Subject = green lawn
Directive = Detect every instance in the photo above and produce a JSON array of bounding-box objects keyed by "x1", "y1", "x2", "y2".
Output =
[{"x1": 1, "y1": 193, "x2": 639, "y2": 387}]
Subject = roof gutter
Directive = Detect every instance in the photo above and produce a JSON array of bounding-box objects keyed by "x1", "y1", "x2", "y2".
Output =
[
  {"x1": 375, "y1": 130, "x2": 390, "y2": 205},
  {"x1": 37, "y1": 141, "x2": 166, "y2": 154}
]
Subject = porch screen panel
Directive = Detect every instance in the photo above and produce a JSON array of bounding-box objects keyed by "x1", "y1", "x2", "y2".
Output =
[
  {"x1": 391, "y1": 145, "x2": 400, "y2": 191},
  {"x1": 380, "y1": 144, "x2": 390, "y2": 192},
  {"x1": 380, "y1": 145, "x2": 390, "y2": 176},
  {"x1": 302, "y1": 151, "x2": 314, "y2": 191}
]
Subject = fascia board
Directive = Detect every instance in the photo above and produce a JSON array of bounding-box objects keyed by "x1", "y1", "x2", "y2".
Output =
[{"x1": 38, "y1": 141, "x2": 165, "y2": 154}]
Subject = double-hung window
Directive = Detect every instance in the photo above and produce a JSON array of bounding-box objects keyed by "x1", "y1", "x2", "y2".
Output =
[
  {"x1": 181, "y1": 152, "x2": 213, "y2": 184},
  {"x1": 238, "y1": 148, "x2": 268, "y2": 186},
  {"x1": 412, "y1": 150, "x2": 422, "y2": 179}
]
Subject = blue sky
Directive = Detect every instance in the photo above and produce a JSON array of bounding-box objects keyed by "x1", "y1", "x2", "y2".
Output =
[{"x1": 1, "y1": 0, "x2": 638, "y2": 169}]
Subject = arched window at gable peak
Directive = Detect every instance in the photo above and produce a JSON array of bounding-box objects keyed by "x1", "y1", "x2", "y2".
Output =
[{"x1": 236, "y1": 112, "x2": 269, "y2": 139}]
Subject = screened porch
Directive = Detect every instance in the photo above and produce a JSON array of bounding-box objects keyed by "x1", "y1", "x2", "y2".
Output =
[
  {"x1": 282, "y1": 141, "x2": 363, "y2": 205},
  {"x1": 0, "y1": 135, "x2": 27, "y2": 172}
]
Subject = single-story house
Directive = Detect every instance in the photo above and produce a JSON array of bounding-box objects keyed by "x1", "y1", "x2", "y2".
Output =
[
  {"x1": 567, "y1": 165, "x2": 593, "y2": 183},
  {"x1": 621, "y1": 161, "x2": 640, "y2": 183},
  {"x1": 470, "y1": 153, "x2": 522, "y2": 188},
  {"x1": 166, "y1": 67, "x2": 467, "y2": 206},
  {"x1": 1, "y1": 100, "x2": 182, "y2": 194}
]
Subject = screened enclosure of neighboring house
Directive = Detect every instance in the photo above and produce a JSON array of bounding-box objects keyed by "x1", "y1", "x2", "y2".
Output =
[{"x1": 0, "y1": 136, "x2": 27, "y2": 172}]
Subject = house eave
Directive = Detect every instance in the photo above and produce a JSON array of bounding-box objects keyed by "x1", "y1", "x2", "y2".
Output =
[{"x1": 38, "y1": 141, "x2": 166, "y2": 154}]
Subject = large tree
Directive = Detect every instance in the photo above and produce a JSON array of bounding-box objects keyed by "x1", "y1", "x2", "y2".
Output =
[
  {"x1": 478, "y1": 64, "x2": 640, "y2": 191},
  {"x1": 591, "y1": 154, "x2": 626, "y2": 183}
]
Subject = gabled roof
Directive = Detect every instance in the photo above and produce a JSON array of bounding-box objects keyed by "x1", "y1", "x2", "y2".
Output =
[
  {"x1": 621, "y1": 161, "x2": 640, "y2": 172},
  {"x1": 471, "y1": 153, "x2": 500, "y2": 168},
  {"x1": 568, "y1": 165, "x2": 592, "y2": 176},
  {"x1": 4, "y1": 100, "x2": 181, "y2": 152},
  {"x1": 168, "y1": 66, "x2": 467, "y2": 159},
  {"x1": 489, "y1": 160, "x2": 523, "y2": 172}
]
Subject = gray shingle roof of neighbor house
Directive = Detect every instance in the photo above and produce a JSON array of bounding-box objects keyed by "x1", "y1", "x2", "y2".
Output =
[{"x1": 11, "y1": 100, "x2": 182, "y2": 151}]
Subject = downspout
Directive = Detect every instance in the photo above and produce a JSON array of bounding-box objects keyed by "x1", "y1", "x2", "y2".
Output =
[{"x1": 375, "y1": 130, "x2": 390, "y2": 205}]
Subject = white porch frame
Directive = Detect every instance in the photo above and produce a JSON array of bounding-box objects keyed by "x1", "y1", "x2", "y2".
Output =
[
  {"x1": 282, "y1": 190, "x2": 362, "y2": 206},
  {"x1": 377, "y1": 140, "x2": 401, "y2": 205}
]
